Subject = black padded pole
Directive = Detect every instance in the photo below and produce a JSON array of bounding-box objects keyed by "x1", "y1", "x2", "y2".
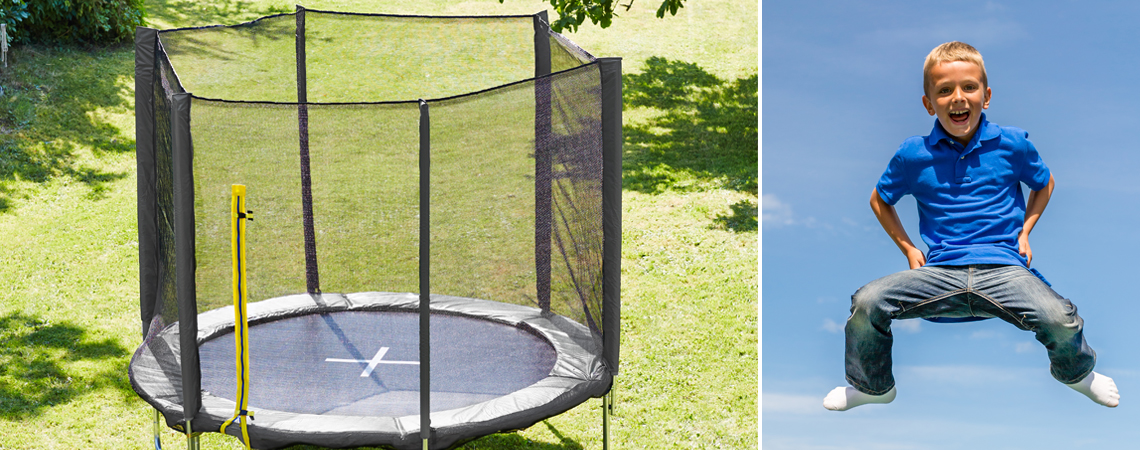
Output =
[
  {"x1": 171, "y1": 91, "x2": 201, "y2": 422},
  {"x1": 296, "y1": 5, "x2": 320, "y2": 294},
  {"x1": 418, "y1": 99, "x2": 431, "y2": 444},
  {"x1": 135, "y1": 27, "x2": 158, "y2": 338},
  {"x1": 533, "y1": 11, "x2": 553, "y2": 313},
  {"x1": 599, "y1": 58, "x2": 622, "y2": 376}
]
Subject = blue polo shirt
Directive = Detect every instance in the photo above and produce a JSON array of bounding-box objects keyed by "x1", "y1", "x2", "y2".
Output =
[{"x1": 876, "y1": 113, "x2": 1051, "y2": 267}]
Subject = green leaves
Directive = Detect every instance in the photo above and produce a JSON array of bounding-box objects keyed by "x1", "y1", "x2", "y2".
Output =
[
  {"x1": 0, "y1": 0, "x2": 30, "y2": 46},
  {"x1": 5, "y1": 0, "x2": 144, "y2": 45},
  {"x1": 656, "y1": 0, "x2": 683, "y2": 18},
  {"x1": 499, "y1": 0, "x2": 685, "y2": 32}
]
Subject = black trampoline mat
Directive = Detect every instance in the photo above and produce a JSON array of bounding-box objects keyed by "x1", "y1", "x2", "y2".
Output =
[{"x1": 199, "y1": 310, "x2": 557, "y2": 417}]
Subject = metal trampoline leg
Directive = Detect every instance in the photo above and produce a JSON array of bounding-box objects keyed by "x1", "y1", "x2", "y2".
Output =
[
  {"x1": 186, "y1": 420, "x2": 200, "y2": 450},
  {"x1": 610, "y1": 382, "x2": 617, "y2": 416},
  {"x1": 153, "y1": 409, "x2": 163, "y2": 450},
  {"x1": 603, "y1": 385, "x2": 616, "y2": 450}
]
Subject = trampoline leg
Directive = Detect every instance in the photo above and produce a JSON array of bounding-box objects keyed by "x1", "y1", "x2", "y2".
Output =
[
  {"x1": 153, "y1": 409, "x2": 163, "y2": 450},
  {"x1": 602, "y1": 387, "x2": 616, "y2": 450},
  {"x1": 611, "y1": 382, "x2": 617, "y2": 416},
  {"x1": 423, "y1": 438, "x2": 429, "y2": 450},
  {"x1": 186, "y1": 420, "x2": 200, "y2": 450}
]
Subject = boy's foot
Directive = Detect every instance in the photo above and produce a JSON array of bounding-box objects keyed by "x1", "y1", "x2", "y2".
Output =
[
  {"x1": 1065, "y1": 371, "x2": 1119, "y2": 407},
  {"x1": 822, "y1": 386, "x2": 896, "y2": 411}
]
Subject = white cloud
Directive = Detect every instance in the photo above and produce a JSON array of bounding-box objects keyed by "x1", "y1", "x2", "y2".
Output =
[
  {"x1": 892, "y1": 319, "x2": 922, "y2": 333},
  {"x1": 763, "y1": 392, "x2": 825, "y2": 414},
  {"x1": 984, "y1": 1, "x2": 1010, "y2": 13},
  {"x1": 970, "y1": 330, "x2": 1002, "y2": 339},
  {"x1": 821, "y1": 317, "x2": 844, "y2": 333},
  {"x1": 763, "y1": 193, "x2": 824, "y2": 229},
  {"x1": 1014, "y1": 342, "x2": 1037, "y2": 354},
  {"x1": 763, "y1": 193, "x2": 796, "y2": 226}
]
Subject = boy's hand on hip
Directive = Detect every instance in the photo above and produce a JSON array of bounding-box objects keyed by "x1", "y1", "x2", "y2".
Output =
[
  {"x1": 906, "y1": 247, "x2": 926, "y2": 270},
  {"x1": 1019, "y1": 234, "x2": 1033, "y2": 267}
]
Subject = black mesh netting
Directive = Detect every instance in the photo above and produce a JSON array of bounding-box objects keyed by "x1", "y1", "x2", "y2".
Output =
[
  {"x1": 154, "y1": 9, "x2": 604, "y2": 332},
  {"x1": 154, "y1": 44, "x2": 181, "y2": 331},
  {"x1": 134, "y1": 9, "x2": 615, "y2": 450},
  {"x1": 189, "y1": 100, "x2": 423, "y2": 309},
  {"x1": 429, "y1": 66, "x2": 603, "y2": 332},
  {"x1": 129, "y1": 41, "x2": 188, "y2": 424}
]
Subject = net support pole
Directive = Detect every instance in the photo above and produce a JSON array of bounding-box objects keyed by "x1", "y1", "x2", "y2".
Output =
[
  {"x1": 296, "y1": 5, "x2": 321, "y2": 294},
  {"x1": 599, "y1": 57, "x2": 623, "y2": 377},
  {"x1": 135, "y1": 26, "x2": 158, "y2": 338},
  {"x1": 221, "y1": 185, "x2": 254, "y2": 449},
  {"x1": 533, "y1": 11, "x2": 553, "y2": 313},
  {"x1": 418, "y1": 99, "x2": 432, "y2": 447},
  {"x1": 171, "y1": 91, "x2": 202, "y2": 430}
]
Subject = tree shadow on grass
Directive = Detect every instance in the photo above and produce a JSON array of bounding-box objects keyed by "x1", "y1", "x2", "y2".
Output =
[
  {"x1": 457, "y1": 421, "x2": 585, "y2": 449},
  {"x1": 0, "y1": 311, "x2": 129, "y2": 419},
  {"x1": 623, "y1": 57, "x2": 758, "y2": 197},
  {"x1": 146, "y1": 0, "x2": 293, "y2": 29},
  {"x1": 713, "y1": 199, "x2": 758, "y2": 232},
  {"x1": 0, "y1": 44, "x2": 135, "y2": 212}
]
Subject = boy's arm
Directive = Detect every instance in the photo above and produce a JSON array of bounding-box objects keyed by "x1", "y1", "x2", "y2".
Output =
[
  {"x1": 870, "y1": 188, "x2": 926, "y2": 269},
  {"x1": 1020, "y1": 174, "x2": 1056, "y2": 267}
]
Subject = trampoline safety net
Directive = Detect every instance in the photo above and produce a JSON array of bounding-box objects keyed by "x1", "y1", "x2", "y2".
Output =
[{"x1": 131, "y1": 7, "x2": 620, "y2": 450}]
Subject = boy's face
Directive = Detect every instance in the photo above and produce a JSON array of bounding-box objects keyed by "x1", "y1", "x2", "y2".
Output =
[{"x1": 922, "y1": 60, "x2": 991, "y2": 145}]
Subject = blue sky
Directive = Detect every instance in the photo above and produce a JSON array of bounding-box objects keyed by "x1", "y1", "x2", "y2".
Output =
[{"x1": 762, "y1": 1, "x2": 1140, "y2": 448}]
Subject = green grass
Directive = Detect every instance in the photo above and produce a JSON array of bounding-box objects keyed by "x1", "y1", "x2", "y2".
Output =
[{"x1": 0, "y1": 0, "x2": 756, "y2": 449}]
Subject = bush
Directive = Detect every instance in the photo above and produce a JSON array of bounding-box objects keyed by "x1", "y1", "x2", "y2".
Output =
[
  {"x1": 0, "y1": 1, "x2": 30, "y2": 45},
  {"x1": 1, "y1": 0, "x2": 144, "y2": 45}
]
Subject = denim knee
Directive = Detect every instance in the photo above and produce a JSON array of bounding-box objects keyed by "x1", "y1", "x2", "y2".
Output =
[
  {"x1": 1027, "y1": 296, "x2": 1082, "y2": 335},
  {"x1": 850, "y1": 285, "x2": 890, "y2": 320}
]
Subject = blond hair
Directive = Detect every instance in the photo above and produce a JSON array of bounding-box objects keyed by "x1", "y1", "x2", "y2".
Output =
[{"x1": 923, "y1": 41, "x2": 987, "y2": 96}]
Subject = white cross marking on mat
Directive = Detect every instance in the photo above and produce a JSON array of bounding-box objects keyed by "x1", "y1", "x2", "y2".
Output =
[{"x1": 325, "y1": 347, "x2": 420, "y2": 377}]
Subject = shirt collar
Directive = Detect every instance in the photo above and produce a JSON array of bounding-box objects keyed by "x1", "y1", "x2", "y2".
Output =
[{"x1": 925, "y1": 112, "x2": 1001, "y2": 149}]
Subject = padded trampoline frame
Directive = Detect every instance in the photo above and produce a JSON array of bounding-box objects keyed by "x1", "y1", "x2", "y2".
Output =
[
  {"x1": 131, "y1": 7, "x2": 622, "y2": 450},
  {"x1": 131, "y1": 292, "x2": 612, "y2": 450}
]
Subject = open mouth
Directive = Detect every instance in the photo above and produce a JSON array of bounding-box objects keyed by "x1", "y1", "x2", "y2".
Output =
[{"x1": 949, "y1": 109, "x2": 970, "y2": 124}]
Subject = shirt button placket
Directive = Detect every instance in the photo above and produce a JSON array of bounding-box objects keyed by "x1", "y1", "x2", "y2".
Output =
[{"x1": 955, "y1": 149, "x2": 968, "y2": 183}]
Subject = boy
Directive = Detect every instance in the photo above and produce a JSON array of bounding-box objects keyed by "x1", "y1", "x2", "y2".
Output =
[{"x1": 822, "y1": 41, "x2": 1120, "y2": 411}]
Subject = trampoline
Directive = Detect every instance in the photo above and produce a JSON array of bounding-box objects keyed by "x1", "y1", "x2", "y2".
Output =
[{"x1": 129, "y1": 7, "x2": 621, "y2": 450}]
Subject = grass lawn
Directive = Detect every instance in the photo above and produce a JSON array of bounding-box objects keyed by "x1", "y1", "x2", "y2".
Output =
[{"x1": 0, "y1": 1, "x2": 756, "y2": 449}]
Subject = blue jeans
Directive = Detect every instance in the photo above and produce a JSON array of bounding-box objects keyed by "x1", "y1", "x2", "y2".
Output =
[{"x1": 846, "y1": 264, "x2": 1096, "y2": 395}]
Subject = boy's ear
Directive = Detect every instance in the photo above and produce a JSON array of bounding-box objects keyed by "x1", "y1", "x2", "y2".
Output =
[
  {"x1": 921, "y1": 95, "x2": 936, "y2": 116},
  {"x1": 983, "y1": 86, "x2": 992, "y2": 109}
]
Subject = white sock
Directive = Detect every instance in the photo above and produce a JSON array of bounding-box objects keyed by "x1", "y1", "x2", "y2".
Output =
[
  {"x1": 822, "y1": 386, "x2": 896, "y2": 411},
  {"x1": 1065, "y1": 371, "x2": 1119, "y2": 407}
]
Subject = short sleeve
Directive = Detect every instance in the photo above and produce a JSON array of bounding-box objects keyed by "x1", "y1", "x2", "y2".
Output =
[
  {"x1": 876, "y1": 152, "x2": 909, "y2": 205},
  {"x1": 1018, "y1": 133, "x2": 1050, "y2": 191}
]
